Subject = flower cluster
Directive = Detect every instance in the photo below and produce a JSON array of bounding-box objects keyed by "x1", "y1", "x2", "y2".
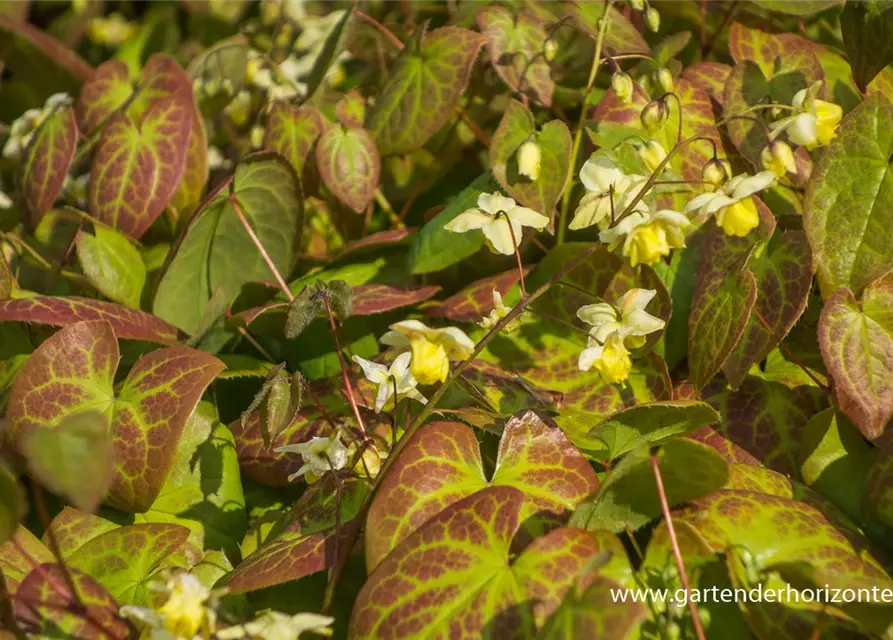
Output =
[
  {"x1": 576, "y1": 288, "x2": 666, "y2": 382},
  {"x1": 3, "y1": 93, "x2": 72, "y2": 160}
]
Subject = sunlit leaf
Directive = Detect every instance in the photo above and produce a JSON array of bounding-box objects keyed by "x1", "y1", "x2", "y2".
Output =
[
  {"x1": 76, "y1": 223, "x2": 147, "y2": 308},
  {"x1": 18, "y1": 103, "x2": 77, "y2": 226}
]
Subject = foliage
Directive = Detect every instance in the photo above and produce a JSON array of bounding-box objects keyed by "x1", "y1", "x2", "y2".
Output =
[{"x1": 2, "y1": 1, "x2": 893, "y2": 639}]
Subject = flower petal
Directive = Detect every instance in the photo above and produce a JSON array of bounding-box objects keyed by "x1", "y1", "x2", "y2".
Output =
[
  {"x1": 730, "y1": 171, "x2": 775, "y2": 200},
  {"x1": 579, "y1": 156, "x2": 624, "y2": 192},
  {"x1": 578, "y1": 343, "x2": 604, "y2": 372},
  {"x1": 482, "y1": 218, "x2": 521, "y2": 255},
  {"x1": 617, "y1": 288, "x2": 656, "y2": 314},
  {"x1": 507, "y1": 206, "x2": 549, "y2": 230},
  {"x1": 477, "y1": 192, "x2": 516, "y2": 216},
  {"x1": 444, "y1": 209, "x2": 492, "y2": 233},
  {"x1": 577, "y1": 302, "x2": 616, "y2": 328},
  {"x1": 352, "y1": 355, "x2": 388, "y2": 383}
]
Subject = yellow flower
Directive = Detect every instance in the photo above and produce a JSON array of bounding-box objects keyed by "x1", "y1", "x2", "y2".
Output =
[
  {"x1": 611, "y1": 72, "x2": 634, "y2": 104},
  {"x1": 444, "y1": 192, "x2": 548, "y2": 255},
  {"x1": 717, "y1": 197, "x2": 760, "y2": 238},
  {"x1": 352, "y1": 352, "x2": 427, "y2": 411},
  {"x1": 479, "y1": 289, "x2": 520, "y2": 333},
  {"x1": 686, "y1": 171, "x2": 774, "y2": 238},
  {"x1": 156, "y1": 574, "x2": 214, "y2": 638},
  {"x1": 600, "y1": 209, "x2": 689, "y2": 267},
  {"x1": 760, "y1": 141, "x2": 796, "y2": 177},
  {"x1": 409, "y1": 337, "x2": 450, "y2": 385},
  {"x1": 578, "y1": 332, "x2": 632, "y2": 384},
  {"x1": 769, "y1": 82, "x2": 842, "y2": 150},
  {"x1": 517, "y1": 139, "x2": 541, "y2": 182},
  {"x1": 88, "y1": 13, "x2": 136, "y2": 47}
]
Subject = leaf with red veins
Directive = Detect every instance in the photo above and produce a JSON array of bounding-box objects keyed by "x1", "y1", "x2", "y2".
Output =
[
  {"x1": 425, "y1": 269, "x2": 523, "y2": 323},
  {"x1": 18, "y1": 104, "x2": 78, "y2": 226}
]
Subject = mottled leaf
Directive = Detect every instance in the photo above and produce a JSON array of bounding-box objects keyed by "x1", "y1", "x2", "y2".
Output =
[
  {"x1": 18, "y1": 103, "x2": 77, "y2": 226},
  {"x1": 264, "y1": 101, "x2": 323, "y2": 177},
  {"x1": 681, "y1": 61, "x2": 732, "y2": 105},
  {"x1": 819, "y1": 274, "x2": 893, "y2": 439},
  {"x1": 365, "y1": 412, "x2": 599, "y2": 570},
  {"x1": 570, "y1": 439, "x2": 729, "y2": 533},
  {"x1": 538, "y1": 575, "x2": 647, "y2": 640},
  {"x1": 489, "y1": 99, "x2": 571, "y2": 218},
  {"x1": 0, "y1": 295, "x2": 178, "y2": 343},
  {"x1": 0, "y1": 527, "x2": 53, "y2": 594},
  {"x1": 840, "y1": 0, "x2": 893, "y2": 92},
  {"x1": 22, "y1": 410, "x2": 114, "y2": 512},
  {"x1": 66, "y1": 523, "x2": 195, "y2": 605},
  {"x1": 89, "y1": 97, "x2": 192, "y2": 239},
  {"x1": 425, "y1": 268, "x2": 523, "y2": 323},
  {"x1": 805, "y1": 92, "x2": 893, "y2": 298},
  {"x1": 352, "y1": 284, "x2": 440, "y2": 315},
  {"x1": 76, "y1": 223, "x2": 147, "y2": 308},
  {"x1": 45, "y1": 507, "x2": 120, "y2": 559},
  {"x1": 316, "y1": 124, "x2": 380, "y2": 213},
  {"x1": 366, "y1": 27, "x2": 485, "y2": 156},
  {"x1": 477, "y1": 6, "x2": 553, "y2": 106},
  {"x1": 352, "y1": 487, "x2": 614, "y2": 638},
  {"x1": 14, "y1": 564, "x2": 129, "y2": 639},
  {"x1": 154, "y1": 153, "x2": 303, "y2": 335},
  {"x1": 76, "y1": 59, "x2": 132, "y2": 135}
]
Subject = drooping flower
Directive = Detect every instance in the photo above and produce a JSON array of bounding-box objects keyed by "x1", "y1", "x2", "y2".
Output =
[
  {"x1": 275, "y1": 433, "x2": 349, "y2": 482},
  {"x1": 352, "y1": 352, "x2": 427, "y2": 413},
  {"x1": 685, "y1": 171, "x2": 775, "y2": 237},
  {"x1": 444, "y1": 192, "x2": 548, "y2": 255},
  {"x1": 761, "y1": 140, "x2": 796, "y2": 178},
  {"x1": 577, "y1": 288, "x2": 666, "y2": 349},
  {"x1": 700, "y1": 157, "x2": 730, "y2": 192},
  {"x1": 478, "y1": 289, "x2": 520, "y2": 332},
  {"x1": 611, "y1": 71, "x2": 634, "y2": 104},
  {"x1": 569, "y1": 157, "x2": 647, "y2": 230},
  {"x1": 640, "y1": 99, "x2": 669, "y2": 134},
  {"x1": 769, "y1": 82, "x2": 842, "y2": 150},
  {"x1": 578, "y1": 332, "x2": 632, "y2": 383},
  {"x1": 217, "y1": 611, "x2": 335, "y2": 640},
  {"x1": 380, "y1": 320, "x2": 475, "y2": 385},
  {"x1": 656, "y1": 67, "x2": 674, "y2": 94},
  {"x1": 638, "y1": 140, "x2": 667, "y2": 174},
  {"x1": 120, "y1": 573, "x2": 216, "y2": 640},
  {"x1": 599, "y1": 208, "x2": 689, "y2": 267}
]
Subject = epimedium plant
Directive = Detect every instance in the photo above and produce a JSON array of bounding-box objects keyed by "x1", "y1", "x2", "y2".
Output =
[{"x1": 2, "y1": 0, "x2": 893, "y2": 638}]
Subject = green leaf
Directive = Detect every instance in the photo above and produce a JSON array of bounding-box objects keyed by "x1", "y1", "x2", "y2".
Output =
[
  {"x1": 805, "y1": 92, "x2": 893, "y2": 298},
  {"x1": 489, "y1": 99, "x2": 571, "y2": 218},
  {"x1": 752, "y1": 0, "x2": 842, "y2": 15},
  {"x1": 13, "y1": 565, "x2": 130, "y2": 638},
  {"x1": 570, "y1": 2, "x2": 649, "y2": 55},
  {"x1": 407, "y1": 172, "x2": 498, "y2": 274},
  {"x1": 477, "y1": 6, "x2": 554, "y2": 106},
  {"x1": 22, "y1": 410, "x2": 114, "y2": 513},
  {"x1": 154, "y1": 153, "x2": 303, "y2": 335},
  {"x1": 818, "y1": 273, "x2": 893, "y2": 439},
  {"x1": 0, "y1": 462, "x2": 24, "y2": 545},
  {"x1": 866, "y1": 437, "x2": 893, "y2": 533},
  {"x1": 76, "y1": 223, "x2": 147, "y2": 308},
  {"x1": 89, "y1": 97, "x2": 192, "y2": 239},
  {"x1": 573, "y1": 401, "x2": 721, "y2": 461},
  {"x1": 0, "y1": 295, "x2": 178, "y2": 343},
  {"x1": 365, "y1": 412, "x2": 599, "y2": 570},
  {"x1": 0, "y1": 528, "x2": 53, "y2": 594},
  {"x1": 366, "y1": 26, "x2": 485, "y2": 156},
  {"x1": 138, "y1": 401, "x2": 247, "y2": 557},
  {"x1": 840, "y1": 0, "x2": 893, "y2": 91},
  {"x1": 66, "y1": 523, "x2": 196, "y2": 605},
  {"x1": 352, "y1": 487, "x2": 622, "y2": 637},
  {"x1": 315, "y1": 124, "x2": 380, "y2": 213},
  {"x1": 304, "y1": 7, "x2": 352, "y2": 100},
  {"x1": 800, "y1": 408, "x2": 876, "y2": 523},
  {"x1": 18, "y1": 103, "x2": 78, "y2": 226},
  {"x1": 264, "y1": 101, "x2": 323, "y2": 177},
  {"x1": 570, "y1": 439, "x2": 729, "y2": 533}
]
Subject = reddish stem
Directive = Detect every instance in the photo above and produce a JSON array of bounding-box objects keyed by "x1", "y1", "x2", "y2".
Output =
[
  {"x1": 354, "y1": 10, "x2": 405, "y2": 50},
  {"x1": 650, "y1": 454, "x2": 707, "y2": 640},
  {"x1": 230, "y1": 195, "x2": 294, "y2": 302},
  {"x1": 497, "y1": 212, "x2": 527, "y2": 298},
  {"x1": 304, "y1": 377, "x2": 341, "y2": 435},
  {"x1": 321, "y1": 293, "x2": 369, "y2": 441},
  {"x1": 459, "y1": 111, "x2": 492, "y2": 148}
]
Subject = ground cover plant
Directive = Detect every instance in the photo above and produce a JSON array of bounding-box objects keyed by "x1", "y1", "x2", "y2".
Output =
[{"x1": 3, "y1": 0, "x2": 893, "y2": 638}]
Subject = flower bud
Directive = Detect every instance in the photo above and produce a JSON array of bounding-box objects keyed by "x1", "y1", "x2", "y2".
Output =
[
  {"x1": 250, "y1": 125, "x2": 265, "y2": 149},
  {"x1": 543, "y1": 39, "x2": 558, "y2": 62},
  {"x1": 640, "y1": 99, "x2": 669, "y2": 134},
  {"x1": 612, "y1": 71, "x2": 634, "y2": 104},
  {"x1": 517, "y1": 138, "x2": 541, "y2": 181},
  {"x1": 638, "y1": 140, "x2": 667, "y2": 174},
  {"x1": 656, "y1": 67, "x2": 674, "y2": 94},
  {"x1": 701, "y1": 157, "x2": 729, "y2": 191},
  {"x1": 645, "y1": 6, "x2": 660, "y2": 32},
  {"x1": 630, "y1": 0, "x2": 645, "y2": 9},
  {"x1": 760, "y1": 140, "x2": 796, "y2": 177}
]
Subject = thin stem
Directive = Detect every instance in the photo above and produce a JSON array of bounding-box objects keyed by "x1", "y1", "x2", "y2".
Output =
[
  {"x1": 459, "y1": 110, "x2": 492, "y2": 148},
  {"x1": 557, "y1": 0, "x2": 612, "y2": 245},
  {"x1": 752, "y1": 308, "x2": 830, "y2": 393},
  {"x1": 304, "y1": 378, "x2": 341, "y2": 435},
  {"x1": 354, "y1": 10, "x2": 405, "y2": 50},
  {"x1": 321, "y1": 292, "x2": 369, "y2": 441},
  {"x1": 498, "y1": 212, "x2": 527, "y2": 298},
  {"x1": 237, "y1": 327, "x2": 277, "y2": 362},
  {"x1": 230, "y1": 195, "x2": 294, "y2": 301},
  {"x1": 374, "y1": 189, "x2": 404, "y2": 229},
  {"x1": 650, "y1": 453, "x2": 707, "y2": 640}
]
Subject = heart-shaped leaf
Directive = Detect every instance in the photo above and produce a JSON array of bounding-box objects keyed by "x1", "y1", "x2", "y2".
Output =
[
  {"x1": 489, "y1": 99, "x2": 571, "y2": 218},
  {"x1": 18, "y1": 103, "x2": 78, "y2": 226},
  {"x1": 7, "y1": 320, "x2": 223, "y2": 512},
  {"x1": 76, "y1": 59, "x2": 133, "y2": 135},
  {"x1": 805, "y1": 92, "x2": 893, "y2": 298},
  {"x1": 366, "y1": 26, "x2": 485, "y2": 156},
  {"x1": 89, "y1": 97, "x2": 192, "y2": 239},
  {"x1": 264, "y1": 101, "x2": 323, "y2": 177},
  {"x1": 0, "y1": 295, "x2": 178, "y2": 343},
  {"x1": 154, "y1": 153, "x2": 303, "y2": 335},
  {"x1": 365, "y1": 411, "x2": 599, "y2": 570},
  {"x1": 819, "y1": 274, "x2": 893, "y2": 439},
  {"x1": 76, "y1": 223, "x2": 147, "y2": 308},
  {"x1": 352, "y1": 487, "x2": 620, "y2": 638},
  {"x1": 477, "y1": 6, "x2": 554, "y2": 106},
  {"x1": 66, "y1": 523, "x2": 197, "y2": 606},
  {"x1": 840, "y1": 0, "x2": 893, "y2": 91},
  {"x1": 315, "y1": 124, "x2": 380, "y2": 213}
]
